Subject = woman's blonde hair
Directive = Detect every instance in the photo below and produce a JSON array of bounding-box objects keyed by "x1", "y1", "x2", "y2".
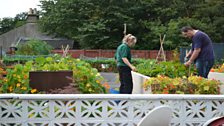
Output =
[{"x1": 122, "y1": 34, "x2": 137, "y2": 44}]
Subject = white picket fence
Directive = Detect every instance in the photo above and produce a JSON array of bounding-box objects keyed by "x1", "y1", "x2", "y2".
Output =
[{"x1": 0, "y1": 94, "x2": 224, "y2": 126}]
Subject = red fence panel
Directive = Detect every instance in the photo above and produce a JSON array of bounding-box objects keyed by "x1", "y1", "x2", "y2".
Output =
[{"x1": 52, "y1": 50, "x2": 174, "y2": 60}]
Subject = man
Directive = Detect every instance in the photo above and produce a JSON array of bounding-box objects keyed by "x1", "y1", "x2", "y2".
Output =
[
  {"x1": 115, "y1": 34, "x2": 137, "y2": 94},
  {"x1": 181, "y1": 26, "x2": 215, "y2": 78}
]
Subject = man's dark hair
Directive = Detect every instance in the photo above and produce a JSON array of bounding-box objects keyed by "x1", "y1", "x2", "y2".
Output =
[{"x1": 181, "y1": 26, "x2": 194, "y2": 32}]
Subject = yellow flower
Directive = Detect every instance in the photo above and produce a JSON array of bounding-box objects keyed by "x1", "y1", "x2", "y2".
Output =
[
  {"x1": 8, "y1": 86, "x2": 13, "y2": 92},
  {"x1": 31, "y1": 89, "x2": 37, "y2": 93},
  {"x1": 88, "y1": 88, "x2": 92, "y2": 92},
  {"x1": 16, "y1": 83, "x2": 21, "y2": 87},
  {"x1": 86, "y1": 83, "x2": 91, "y2": 88},
  {"x1": 182, "y1": 76, "x2": 187, "y2": 79},
  {"x1": 96, "y1": 80, "x2": 100, "y2": 83},
  {"x1": 21, "y1": 87, "x2": 27, "y2": 90},
  {"x1": 96, "y1": 73, "x2": 100, "y2": 77}
]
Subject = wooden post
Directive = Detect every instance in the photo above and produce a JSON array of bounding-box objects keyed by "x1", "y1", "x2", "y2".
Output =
[
  {"x1": 0, "y1": 45, "x2": 2, "y2": 60},
  {"x1": 123, "y1": 23, "x2": 126, "y2": 37}
]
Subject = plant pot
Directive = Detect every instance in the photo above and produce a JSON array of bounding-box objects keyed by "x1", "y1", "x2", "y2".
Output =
[
  {"x1": 131, "y1": 71, "x2": 151, "y2": 94},
  {"x1": 29, "y1": 70, "x2": 73, "y2": 92},
  {"x1": 208, "y1": 72, "x2": 224, "y2": 84},
  {"x1": 208, "y1": 72, "x2": 224, "y2": 94}
]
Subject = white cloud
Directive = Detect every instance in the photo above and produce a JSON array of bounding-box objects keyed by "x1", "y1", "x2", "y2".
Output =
[{"x1": 0, "y1": 0, "x2": 40, "y2": 18}]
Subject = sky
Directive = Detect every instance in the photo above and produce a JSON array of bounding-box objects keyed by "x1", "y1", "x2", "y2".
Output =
[{"x1": 0, "y1": 0, "x2": 41, "y2": 19}]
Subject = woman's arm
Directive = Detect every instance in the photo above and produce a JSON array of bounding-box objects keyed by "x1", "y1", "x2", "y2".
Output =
[{"x1": 122, "y1": 58, "x2": 136, "y2": 71}]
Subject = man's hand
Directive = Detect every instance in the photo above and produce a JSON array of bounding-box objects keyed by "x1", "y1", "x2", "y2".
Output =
[{"x1": 184, "y1": 60, "x2": 192, "y2": 67}]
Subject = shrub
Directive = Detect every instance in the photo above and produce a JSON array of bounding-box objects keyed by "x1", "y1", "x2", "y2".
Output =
[{"x1": 16, "y1": 39, "x2": 53, "y2": 55}]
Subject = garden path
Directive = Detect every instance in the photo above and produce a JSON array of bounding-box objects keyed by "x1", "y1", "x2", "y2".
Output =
[{"x1": 100, "y1": 72, "x2": 120, "y2": 90}]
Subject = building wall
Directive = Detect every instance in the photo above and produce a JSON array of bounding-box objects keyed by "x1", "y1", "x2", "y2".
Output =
[{"x1": 0, "y1": 23, "x2": 42, "y2": 52}]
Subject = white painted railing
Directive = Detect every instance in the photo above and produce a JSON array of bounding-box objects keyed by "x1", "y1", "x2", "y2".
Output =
[{"x1": 1, "y1": 94, "x2": 224, "y2": 126}]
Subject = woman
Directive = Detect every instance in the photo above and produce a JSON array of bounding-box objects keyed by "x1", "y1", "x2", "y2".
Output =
[{"x1": 115, "y1": 34, "x2": 137, "y2": 94}]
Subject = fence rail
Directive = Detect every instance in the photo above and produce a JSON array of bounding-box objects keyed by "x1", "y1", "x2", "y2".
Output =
[{"x1": 1, "y1": 94, "x2": 224, "y2": 126}]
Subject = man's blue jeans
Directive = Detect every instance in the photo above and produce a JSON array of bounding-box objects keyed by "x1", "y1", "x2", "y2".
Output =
[{"x1": 195, "y1": 59, "x2": 214, "y2": 78}]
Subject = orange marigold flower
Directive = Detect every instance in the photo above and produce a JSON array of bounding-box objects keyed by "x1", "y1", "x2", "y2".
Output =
[
  {"x1": 24, "y1": 75, "x2": 28, "y2": 79},
  {"x1": 210, "y1": 69, "x2": 215, "y2": 72},
  {"x1": 102, "y1": 82, "x2": 110, "y2": 89},
  {"x1": 169, "y1": 83, "x2": 175, "y2": 88},
  {"x1": 162, "y1": 91, "x2": 169, "y2": 94},
  {"x1": 163, "y1": 88, "x2": 169, "y2": 91}
]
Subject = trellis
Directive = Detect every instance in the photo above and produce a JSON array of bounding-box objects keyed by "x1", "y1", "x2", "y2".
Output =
[{"x1": 156, "y1": 34, "x2": 166, "y2": 61}]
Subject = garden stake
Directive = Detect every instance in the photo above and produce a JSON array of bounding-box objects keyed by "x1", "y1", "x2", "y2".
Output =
[
  {"x1": 156, "y1": 34, "x2": 166, "y2": 62},
  {"x1": 188, "y1": 64, "x2": 191, "y2": 77}
]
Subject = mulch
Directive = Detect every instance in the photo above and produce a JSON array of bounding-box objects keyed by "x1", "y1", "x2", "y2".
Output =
[{"x1": 46, "y1": 84, "x2": 81, "y2": 94}]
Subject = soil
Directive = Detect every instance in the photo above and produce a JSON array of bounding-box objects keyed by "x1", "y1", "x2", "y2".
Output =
[{"x1": 46, "y1": 84, "x2": 81, "y2": 94}]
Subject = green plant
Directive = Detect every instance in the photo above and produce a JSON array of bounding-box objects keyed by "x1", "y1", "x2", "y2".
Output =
[
  {"x1": 16, "y1": 39, "x2": 53, "y2": 55},
  {"x1": 1, "y1": 54, "x2": 107, "y2": 94},
  {"x1": 82, "y1": 58, "x2": 146, "y2": 72},
  {"x1": 0, "y1": 62, "x2": 35, "y2": 93},
  {"x1": 137, "y1": 60, "x2": 196, "y2": 78},
  {"x1": 32, "y1": 55, "x2": 107, "y2": 94},
  {"x1": 144, "y1": 75, "x2": 221, "y2": 94},
  {"x1": 73, "y1": 60, "x2": 106, "y2": 93}
]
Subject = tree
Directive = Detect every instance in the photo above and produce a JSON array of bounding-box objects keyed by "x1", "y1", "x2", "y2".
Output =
[
  {"x1": 38, "y1": 0, "x2": 224, "y2": 50},
  {"x1": 0, "y1": 18, "x2": 15, "y2": 34},
  {"x1": 0, "y1": 12, "x2": 27, "y2": 35}
]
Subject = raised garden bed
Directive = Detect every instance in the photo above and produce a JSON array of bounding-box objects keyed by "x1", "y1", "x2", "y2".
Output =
[
  {"x1": 132, "y1": 71, "x2": 223, "y2": 94},
  {"x1": 29, "y1": 70, "x2": 73, "y2": 92}
]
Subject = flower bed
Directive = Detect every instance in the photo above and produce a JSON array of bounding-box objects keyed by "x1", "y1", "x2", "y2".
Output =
[
  {"x1": 0, "y1": 54, "x2": 107, "y2": 94},
  {"x1": 132, "y1": 71, "x2": 222, "y2": 94},
  {"x1": 210, "y1": 63, "x2": 224, "y2": 73},
  {"x1": 144, "y1": 75, "x2": 221, "y2": 94}
]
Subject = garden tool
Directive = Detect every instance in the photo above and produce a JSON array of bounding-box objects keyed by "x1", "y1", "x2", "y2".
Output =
[{"x1": 184, "y1": 56, "x2": 191, "y2": 77}]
